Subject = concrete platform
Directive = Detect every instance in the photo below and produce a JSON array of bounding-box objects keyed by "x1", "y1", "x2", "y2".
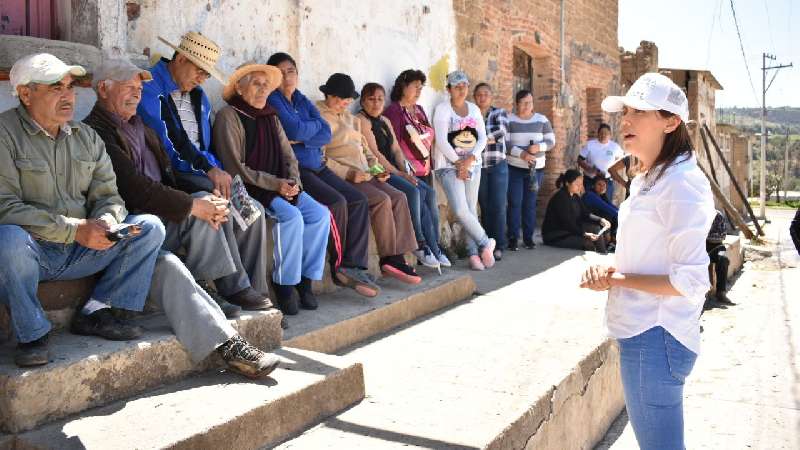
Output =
[
  {"x1": 277, "y1": 245, "x2": 625, "y2": 450},
  {"x1": 13, "y1": 348, "x2": 365, "y2": 450},
  {"x1": 0, "y1": 310, "x2": 282, "y2": 433},
  {"x1": 284, "y1": 269, "x2": 476, "y2": 354}
]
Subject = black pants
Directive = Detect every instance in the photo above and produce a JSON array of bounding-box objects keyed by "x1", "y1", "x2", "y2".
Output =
[
  {"x1": 543, "y1": 222, "x2": 608, "y2": 254},
  {"x1": 791, "y1": 208, "x2": 800, "y2": 255},
  {"x1": 300, "y1": 166, "x2": 370, "y2": 269},
  {"x1": 707, "y1": 243, "x2": 729, "y2": 293}
]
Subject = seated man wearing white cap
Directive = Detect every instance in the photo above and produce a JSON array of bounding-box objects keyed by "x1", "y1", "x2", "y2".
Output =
[
  {"x1": 0, "y1": 53, "x2": 164, "y2": 367},
  {"x1": 84, "y1": 58, "x2": 280, "y2": 379},
  {"x1": 137, "y1": 32, "x2": 272, "y2": 312}
]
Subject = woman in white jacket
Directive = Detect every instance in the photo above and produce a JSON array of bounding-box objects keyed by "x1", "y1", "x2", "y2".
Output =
[{"x1": 580, "y1": 73, "x2": 715, "y2": 450}]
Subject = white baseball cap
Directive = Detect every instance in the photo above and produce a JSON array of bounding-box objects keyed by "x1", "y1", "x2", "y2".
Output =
[
  {"x1": 9, "y1": 53, "x2": 87, "y2": 97},
  {"x1": 601, "y1": 72, "x2": 689, "y2": 122}
]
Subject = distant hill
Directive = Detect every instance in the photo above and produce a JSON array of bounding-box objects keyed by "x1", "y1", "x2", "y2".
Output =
[{"x1": 718, "y1": 107, "x2": 800, "y2": 134}]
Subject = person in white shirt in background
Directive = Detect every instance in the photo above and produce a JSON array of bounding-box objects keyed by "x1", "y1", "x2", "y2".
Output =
[
  {"x1": 579, "y1": 73, "x2": 715, "y2": 450},
  {"x1": 577, "y1": 122, "x2": 624, "y2": 203}
]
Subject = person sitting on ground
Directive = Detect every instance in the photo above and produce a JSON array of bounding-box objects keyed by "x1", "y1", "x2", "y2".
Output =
[
  {"x1": 84, "y1": 58, "x2": 280, "y2": 377},
  {"x1": 213, "y1": 63, "x2": 330, "y2": 316},
  {"x1": 136, "y1": 32, "x2": 272, "y2": 313},
  {"x1": 506, "y1": 89, "x2": 556, "y2": 250},
  {"x1": 267, "y1": 52, "x2": 378, "y2": 297},
  {"x1": 0, "y1": 54, "x2": 164, "y2": 368},
  {"x1": 356, "y1": 82, "x2": 447, "y2": 270},
  {"x1": 473, "y1": 82, "x2": 510, "y2": 261},
  {"x1": 432, "y1": 70, "x2": 495, "y2": 271},
  {"x1": 542, "y1": 169, "x2": 611, "y2": 254},
  {"x1": 582, "y1": 176, "x2": 619, "y2": 244},
  {"x1": 578, "y1": 123, "x2": 624, "y2": 202},
  {"x1": 317, "y1": 73, "x2": 420, "y2": 284},
  {"x1": 704, "y1": 210, "x2": 735, "y2": 310}
]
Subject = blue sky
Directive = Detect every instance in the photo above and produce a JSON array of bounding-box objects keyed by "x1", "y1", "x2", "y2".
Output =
[{"x1": 619, "y1": 0, "x2": 798, "y2": 108}]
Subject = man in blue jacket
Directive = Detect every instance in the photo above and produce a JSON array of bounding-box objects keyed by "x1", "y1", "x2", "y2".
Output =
[{"x1": 137, "y1": 32, "x2": 272, "y2": 311}]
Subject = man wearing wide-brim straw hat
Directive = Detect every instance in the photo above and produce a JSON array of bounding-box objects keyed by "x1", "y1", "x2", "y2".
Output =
[
  {"x1": 213, "y1": 62, "x2": 331, "y2": 319},
  {"x1": 137, "y1": 32, "x2": 275, "y2": 313}
]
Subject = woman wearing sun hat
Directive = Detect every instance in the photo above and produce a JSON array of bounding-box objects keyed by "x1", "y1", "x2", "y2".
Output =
[
  {"x1": 580, "y1": 72, "x2": 715, "y2": 449},
  {"x1": 212, "y1": 63, "x2": 331, "y2": 317}
]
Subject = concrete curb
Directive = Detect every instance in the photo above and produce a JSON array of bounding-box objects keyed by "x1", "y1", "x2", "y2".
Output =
[
  {"x1": 14, "y1": 348, "x2": 365, "y2": 450},
  {"x1": 485, "y1": 340, "x2": 624, "y2": 450},
  {"x1": 284, "y1": 274, "x2": 477, "y2": 354},
  {"x1": 0, "y1": 310, "x2": 282, "y2": 433}
]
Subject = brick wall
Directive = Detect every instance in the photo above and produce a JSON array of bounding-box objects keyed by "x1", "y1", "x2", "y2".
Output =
[{"x1": 454, "y1": 0, "x2": 620, "y2": 221}]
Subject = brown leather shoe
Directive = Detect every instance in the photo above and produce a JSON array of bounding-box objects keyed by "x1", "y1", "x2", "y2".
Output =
[{"x1": 226, "y1": 287, "x2": 273, "y2": 310}]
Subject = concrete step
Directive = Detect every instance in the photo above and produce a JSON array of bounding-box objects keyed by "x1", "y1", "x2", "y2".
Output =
[
  {"x1": 13, "y1": 347, "x2": 364, "y2": 450},
  {"x1": 276, "y1": 245, "x2": 625, "y2": 450},
  {"x1": 0, "y1": 310, "x2": 282, "y2": 433},
  {"x1": 283, "y1": 269, "x2": 477, "y2": 354}
]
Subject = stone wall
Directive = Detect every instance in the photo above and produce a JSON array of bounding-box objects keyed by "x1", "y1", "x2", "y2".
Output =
[{"x1": 453, "y1": 0, "x2": 620, "y2": 221}]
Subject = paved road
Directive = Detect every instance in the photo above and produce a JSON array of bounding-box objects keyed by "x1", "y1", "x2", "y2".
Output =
[{"x1": 596, "y1": 208, "x2": 800, "y2": 450}]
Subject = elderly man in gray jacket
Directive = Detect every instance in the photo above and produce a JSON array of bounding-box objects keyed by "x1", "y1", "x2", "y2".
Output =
[{"x1": 85, "y1": 57, "x2": 280, "y2": 378}]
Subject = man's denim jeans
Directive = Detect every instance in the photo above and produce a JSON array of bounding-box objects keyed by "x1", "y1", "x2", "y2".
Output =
[
  {"x1": 0, "y1": 214, "x2": 164, "y2": 343},
  {"x1": 618, "y1": 326, "x2": 698, "y2": 450}
]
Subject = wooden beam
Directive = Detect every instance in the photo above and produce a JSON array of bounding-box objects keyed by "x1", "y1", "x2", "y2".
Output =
[
  {"x1": 697, "y1": 162, "x2": 757, "y2": 241},
  {"x1": 702, "y1": 123, "x2": 765, "y2": 236}
]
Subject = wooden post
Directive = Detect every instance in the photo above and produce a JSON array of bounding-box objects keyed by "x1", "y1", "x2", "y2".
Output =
[
  {"x1": 702, "y1": 123, "x2": 765, "y2": 236},
  {"x1": 700, "y1": 126, "x2": 737, "y2": 228},
  {"x1": 697, "y1": 162, "x2": 757, "y2": 241}
]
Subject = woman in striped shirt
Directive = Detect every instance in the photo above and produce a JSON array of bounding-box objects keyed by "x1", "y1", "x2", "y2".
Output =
[{"x1": 506, "y1": 90, "x2": 556, "y2": 250}]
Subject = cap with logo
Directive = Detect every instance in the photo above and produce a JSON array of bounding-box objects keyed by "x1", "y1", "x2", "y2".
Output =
[
  {"x1": 9, "y1": 53, "x2": 87, "y2": 97},
  {"x1": 601, "y1": 72, "x2": 689, "y2": 122},
  {"x1": 92, "y1": 58, "x2": 153, "y2": 88},
  {"x1": 446, "y1": 70, "x2": 469, "y2": 87}
]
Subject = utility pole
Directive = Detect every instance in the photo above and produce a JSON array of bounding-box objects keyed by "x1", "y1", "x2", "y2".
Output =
[
  {"x1": 785, "y1": 127, "x2": 791, "y2": 200},
  {"x1": 760, "y1": 53, "x2": 793, "y2": 218}
]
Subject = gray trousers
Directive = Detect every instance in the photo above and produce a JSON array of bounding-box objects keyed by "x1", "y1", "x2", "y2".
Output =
[
  {"x1": 148, "y1": 251, "x2": 236, "y2": 362},
  {"x1": 162, "y1": 192, "x2": 269, "y2": 296}
]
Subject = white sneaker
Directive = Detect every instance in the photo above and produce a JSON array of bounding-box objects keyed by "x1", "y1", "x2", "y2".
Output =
[
  {"x1": 413, "y1": 248, "x2": 440, "y2": 269},
  {"x1": 436, "y1": 252, "x2": 452, "y2": 267}
]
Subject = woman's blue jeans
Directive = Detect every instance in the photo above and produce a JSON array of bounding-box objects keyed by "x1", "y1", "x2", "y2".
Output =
[
  {"x1": 618, "y1": 326, "x2": 698, "y2": 450},
  {"x1": 387, "y1": 174, "x2": 442, "y2": 256},
  {"x1": 478, "y1": 160, "x2": 509, "y2": 250}
]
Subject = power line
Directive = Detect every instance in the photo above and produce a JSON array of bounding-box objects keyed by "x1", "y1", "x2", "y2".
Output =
[
  {"x1": 729, "y1": 0, "x2": 760, "y2": 105},
  {"x1": 763, "y1": 0, "x2": 776, "y2": 55},
  {"x1": 705, "y1": 0, "x2": 723, "y2": 66}
]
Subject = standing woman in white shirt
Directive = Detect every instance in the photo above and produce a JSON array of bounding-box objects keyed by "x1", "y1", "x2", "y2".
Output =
[
  {"x1": 577, "y1": 123, "x2": 624, "y2": 202},
  {"x1": 432, "y1": 70, "x2": 494, "y2": 271},
  {"x1": 580, "y1": 73, "x2": 715, "y2": 450}
]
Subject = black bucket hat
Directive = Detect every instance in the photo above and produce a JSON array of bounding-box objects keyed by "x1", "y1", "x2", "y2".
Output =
[{"x1": 320, "y1": 73, "x2": 359, "y2": 99}]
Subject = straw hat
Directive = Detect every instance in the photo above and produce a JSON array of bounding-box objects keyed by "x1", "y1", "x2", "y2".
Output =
[
  {"x1": 222, "y1": 63, "x2": 283, "y2": 101},
  {"x1": 158, "y1": 32, "x2": 226, "y2": 83}
]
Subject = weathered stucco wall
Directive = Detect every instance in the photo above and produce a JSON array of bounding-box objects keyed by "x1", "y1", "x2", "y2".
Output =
[{"x1": 124, "y1": 0, "x2": 459, "y2": 113}]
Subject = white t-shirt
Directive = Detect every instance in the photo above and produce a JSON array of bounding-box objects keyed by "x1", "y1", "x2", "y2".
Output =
[
  {"x1": 605, "y1": 155, "x2": 715, "y2": 355},
  {"x1": 579, "y1": 139, "x2": 624, "y2": 178}
]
